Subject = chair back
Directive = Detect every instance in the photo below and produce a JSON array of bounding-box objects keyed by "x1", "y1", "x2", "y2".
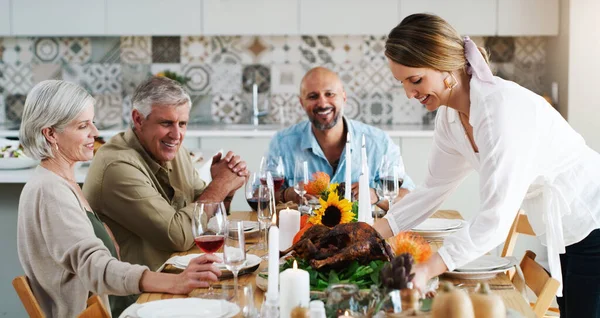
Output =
[
  {"x1": 501, "y1": 209, "x2": 536, "y2": 257},
  {"x1": 513, "y1": 250, "x2": 560, "y2": 318},
  {"x1": 77, "y1": 295, "x2": 110, "y2": 318},
  {"x1": 12, "y1": 276, "x2": 44, "y2": 318}
]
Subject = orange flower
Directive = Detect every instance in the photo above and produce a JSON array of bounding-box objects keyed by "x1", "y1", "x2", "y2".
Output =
[
  {"x1": 387, "y1": 232, "x2": 432, "y2": 263},
  {"x1": 304, "y1": 172, "x2": 330, "y2": 195}
]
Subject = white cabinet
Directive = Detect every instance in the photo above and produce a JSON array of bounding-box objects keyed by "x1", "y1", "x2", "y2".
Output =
[
  {"x1": 203, "y1": 0, "x2": 298, "y2": 35},
  {"x1": 12, "y1": 0, "x2": 105, "y2": 36},
  {"x1": 0, "y1": 0, "x2": 10, "y2": 35},
  {"x1": 299, "y1": 0, "x2": 399, "y2": 35},
  {"x1": 399, "y1": 0, "x2": 497, "y2": 36},
  {"x1": 106, "y1": 0, "x2": 202, "y2": 35},
  {"x1": 498, "y1": 0, "x2": 559, "y2": 36}
]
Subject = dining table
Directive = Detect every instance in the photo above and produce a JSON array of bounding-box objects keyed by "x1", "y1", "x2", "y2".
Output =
[{"x1": 133, "y1": 210, "x2": 536, "y2": 318}]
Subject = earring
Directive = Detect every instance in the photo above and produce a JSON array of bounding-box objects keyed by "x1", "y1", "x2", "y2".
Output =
[
  {"x1": 444, "y1": 73, "x2": 458, "y2": 90},
  {"x1": 54, "y1": 143, "x2": 59, "y2": 151}
]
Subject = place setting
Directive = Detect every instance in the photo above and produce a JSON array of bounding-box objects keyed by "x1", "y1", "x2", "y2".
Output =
[
  {"x1": 118, "y1": 298, "x2": 240, "y2": 318},
  {"x1": 410, "y1": 218, "x2": 467, "y2": 240},
  {"x1": 444, "y1": 255, "x2": 518, "y2": 280}
]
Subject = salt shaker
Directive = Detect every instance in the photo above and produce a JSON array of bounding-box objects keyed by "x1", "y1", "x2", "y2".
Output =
[{"x1": 309, "y1": 300, "x2": 326, "y2": 318}]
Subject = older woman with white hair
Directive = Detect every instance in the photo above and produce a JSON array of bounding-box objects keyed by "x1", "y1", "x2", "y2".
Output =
[{"x1": 17, "y1": 80, "x2": 222, "y2": 317}]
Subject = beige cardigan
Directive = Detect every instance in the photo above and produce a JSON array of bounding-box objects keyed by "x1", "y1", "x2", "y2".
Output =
[{"x1": 17, "y1": 166, "x2": 148, "y2": 317}]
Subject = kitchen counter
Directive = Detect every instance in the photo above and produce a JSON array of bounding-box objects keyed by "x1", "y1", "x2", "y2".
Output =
[{"x1": 0, "y1": 123, "x2": 435, "y2": 139}]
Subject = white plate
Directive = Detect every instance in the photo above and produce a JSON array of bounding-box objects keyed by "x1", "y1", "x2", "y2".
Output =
[
  {"x1": 412, "y1": 218, "x2": 465, "y2": 232},
  {"x1": 173, "y1": 253, "x2": 262, "y2": 271},
  {"x1": 455, "y1": 255, "x2": 512, "y2": 272},
  {"x1": 135, "y1": 298, "x2": 239, "y2": 318},
  {"x1": 0, "y1": 157, "x2": 39, "y2": 170},
  {"x1": 444, "y1": 257, "x2": 517, "y2": 280}
]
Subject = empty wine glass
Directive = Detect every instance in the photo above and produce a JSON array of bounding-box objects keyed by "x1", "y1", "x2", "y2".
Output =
[
  {"x1": 259, "y1": 154, "x2": 285, "y2": 193},
  {"x1": 224, "y1": 220, "x2": 247, "y2": 303},
  {"x1": 293, "y1": 160, "x2": 310, "y2": 214},
  {"x1": 256, "y1": 184, "x2": 273, "y2": 260},
  {"x1": 192, "y1": 201, "x2": 226, "y2": 299},
  {"x1": 378, "y1": 155, "x2": 405, "y2": 210}
]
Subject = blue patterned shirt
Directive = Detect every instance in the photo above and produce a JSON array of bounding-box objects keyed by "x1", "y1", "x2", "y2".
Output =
[{"x1": 267, "y1": 118, "x2": 416, "y2": 191}]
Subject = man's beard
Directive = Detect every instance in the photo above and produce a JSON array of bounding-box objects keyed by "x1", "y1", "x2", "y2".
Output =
[{"x1": 310, "y1": 107, "x2": 342, "y2": 131}]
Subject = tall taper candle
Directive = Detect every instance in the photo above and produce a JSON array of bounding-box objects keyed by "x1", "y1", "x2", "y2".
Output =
[
  {"x1": 344, "y1": 131, "x2": 352, "y2": 201},
  {"x1": 267, "y1": 213, "x2": 280, "y2": 301}
]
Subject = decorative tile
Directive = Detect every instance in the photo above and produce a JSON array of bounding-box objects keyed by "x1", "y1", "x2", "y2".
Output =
[
  {"x1": 391, "y1": 90, "x2": 426, "y2": 124},
  {"x1": 359, "y1": 92, "x2": 393, "y2": 125},
  {"x1": 150, "y1": 63, "x2": 181, "y2": 76},
  {"x1": 181, "y1": 36, "x2": 212, "y2": 64},
  {"x1": 267, "y1": 93, "x2": 304, "y2": 125},
  {"x1": 335, "y1": 63, "x2": 368, "y2": 97},
  {"x1": 32, "y1": 38, "x2": 60, "y2": 63},
  {"x1": 152, "y1": 36, "x2": 181, "y2": 63},
  {"x1": 211, "y1": 94, "x2": 244, "y2": 124},
  {"x1": 122, "y1": 63, "x2": 151, "y2": 95},
  {"x1": 32, "y1": 63, "x2": 62, "y2": 84},
  {"x1": 5, "y1": 94, "x2": 27, "y2": 123},
  {"x1": 93, "y1": 94, "x2": 123, "y2": 129},
  {"x1": 0, "y1": 66, "x2": 4, "y2": 95},
  {"x1": 515, "y1": 37, "x2": 546, "y2": 66},
  {"x1": 120, "y1": 36, "x2": 152, "y2": 64},
  {"x1": 0, "y1": 37, "x2": 34, "y2": 66},
  {"x1": 0, "y1": 95, "x2": 5, "y2": 124},
  {"x1": 358, "y1": 58, "x2": 395, "y2": 95},
  {"x1": 0, "y1": 63, "x2": 34, "y2": 95},
  {"x1": 343, "y1": 94, "x2": 362, "y2": 120},
  {"x1": 242, "y1": 64, "x2": 270, "y2": 93},
  {"x1": 485, "y1": 37, "x2": 515, "y2": 63},
  {"x1": 63, "y1": 63, "x2": 122, "y2": 94},
  {"x1": 59, "y1": 37, "x2": 91, "y2": 64},
  {"x1": 122, "y1": 94, "x2": 133, "y2": 125},
  {"x1": 299, "y1": 36, "x2": 335, "y2": 65},
  {"x1": 270, "y1": 64, "x2": 304, "y2": 94},
  {"x1": 329, "y1": 36, "x2": 363, "y2": 64},
  {"x1": 490, "y1": 62, "x2": 515, "y2": 81},
  {"x1": 212, "y1": 64, "x2": 242, "y2": 94},
  {"x1": 422, "y1": 109, "x2": 437, "y2": 126},
  {"x1": 90, "y1": 37, "x2": 121, "y2": 63},
  {"x1": 513, "y1": 61, "x2": 546, "y2": 95},
  {"x1": 182, "y1": 63, "x2": 212, "y2": 95},
  {"x1": 244, "y1": 36, "x2": 269, "y2": 63},
  {"x1": 189, "y1": 94, "x2": 213, "y2": 124},
  {"x1": 264, "y1": 36, "x2": 303, "y2": 65},
  {"x1": 362, "y1": 36, "x2": 387, "y2": 63}
]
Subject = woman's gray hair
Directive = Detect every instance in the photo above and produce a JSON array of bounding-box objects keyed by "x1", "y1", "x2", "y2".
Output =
[
  {"x1": 19, "y1": 80, "x2": 95, "y2": 160},
  {"x1": 132, "y1": 76, "x2": 192, "y2": 118}
]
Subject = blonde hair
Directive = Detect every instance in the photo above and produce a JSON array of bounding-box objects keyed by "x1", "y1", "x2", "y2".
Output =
[{"x1": 385, "y1": 13, "x2": 490, "y2": 72}]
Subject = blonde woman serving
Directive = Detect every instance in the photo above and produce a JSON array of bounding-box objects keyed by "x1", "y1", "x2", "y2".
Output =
[{"x1": 373, "y1": 14, "x2": 600, "y2": 317}]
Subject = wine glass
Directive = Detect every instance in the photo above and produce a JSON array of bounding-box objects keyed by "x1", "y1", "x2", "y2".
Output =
[
  {"x1": 192, "y1": 201, "x2": 227, "y2": 299},
  {"x1": 256, "y1": 184, "x2": 273, "y2": 260},
  {"x1": 223, "y1": 220, "x2": 247, "y2": 303},
  {"x1": 245, "y1": 171, "x2": 269, "y2": 250},
  {"x1": 293, "y1": 160, "x2": 311, "y2": 214},
  {"x1": 259, "y1": 154, "x2": 285, "y2": 192},
  {"x1": 378, "y1": 156, "x2": 405, "y2": 211}
]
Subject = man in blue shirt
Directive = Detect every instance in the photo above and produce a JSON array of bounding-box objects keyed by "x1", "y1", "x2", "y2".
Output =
[{"x1": 267, "y1": 67, "x2": 415, "y2": 211}]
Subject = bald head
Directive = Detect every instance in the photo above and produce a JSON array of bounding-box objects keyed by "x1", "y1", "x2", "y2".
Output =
[{"x1": 300, "y1": 67, "x2": 344, "y2": 96}]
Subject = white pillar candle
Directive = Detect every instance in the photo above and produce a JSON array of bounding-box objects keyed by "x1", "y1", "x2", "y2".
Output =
[
  {"x1": 279, "y1": 260, "x2": 310, "y2": 318},
  {"x1": 279, "y1": 207, "x2": 300, "y2": 251},
  {"x1": 267, "y1": 213, "x2": 280, "y2": 301}
]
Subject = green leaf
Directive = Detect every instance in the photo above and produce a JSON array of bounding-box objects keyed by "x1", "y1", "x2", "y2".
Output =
[{"x1": 329, "y1": 270, "x2": 340, "y2": 284}]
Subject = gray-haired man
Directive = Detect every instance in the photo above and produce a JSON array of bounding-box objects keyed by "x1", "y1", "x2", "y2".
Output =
[{"x1": 83, "y1": 76, "x2": 247, "y2": 271}]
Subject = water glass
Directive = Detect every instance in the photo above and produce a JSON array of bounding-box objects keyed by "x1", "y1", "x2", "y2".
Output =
[{"x1": 223, "y1": 220, "x2": 247, "y2": 303}]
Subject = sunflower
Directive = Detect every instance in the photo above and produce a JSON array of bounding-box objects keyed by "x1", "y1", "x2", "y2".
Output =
[{"x1": 308, "y1": 191, "x2": 354, "y2": 228}]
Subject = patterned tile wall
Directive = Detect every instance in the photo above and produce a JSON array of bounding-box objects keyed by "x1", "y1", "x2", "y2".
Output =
[{"x1": 0, "y1": 35, "x2": 551, "y2": 128}]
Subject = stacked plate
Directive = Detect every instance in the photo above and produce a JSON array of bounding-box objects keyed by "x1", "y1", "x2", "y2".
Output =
[
  {"x1": 119, "y1": 298, "x2": 239, "y2": 318},
  {"x1": 172, "y1": 253, "x2": 262, "y2": 278},
  {"x1": 411, "y1": 218, "x2": 467, "y2": 239},
  {"x1": 208, "y1": 220, "x2": 260, "y2": 237},
  {"x1": 445, "y1": 255, "x2": 517, "y2": 280}
]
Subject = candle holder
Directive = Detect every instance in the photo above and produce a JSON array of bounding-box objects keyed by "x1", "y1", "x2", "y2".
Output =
[{"x1": 260, "y1": 295, "x2": 280, "y2": 318}]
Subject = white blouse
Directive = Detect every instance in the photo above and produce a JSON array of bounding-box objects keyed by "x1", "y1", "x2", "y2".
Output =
[{"x1": 384, "y1": 76, "x2": 600, "y2": 295}]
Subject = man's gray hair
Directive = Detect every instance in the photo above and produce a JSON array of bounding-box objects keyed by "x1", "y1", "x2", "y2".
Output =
[
  {"x1": 132, "y1": 76, "x2": 192, "y2": 118},
  {"x1": 19, "y1": 80, "x2": 95, "y2": 160}
]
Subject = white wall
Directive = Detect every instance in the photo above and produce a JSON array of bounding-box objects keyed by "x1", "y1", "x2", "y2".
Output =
[
  {"x1": 568, "y1": 0, "x2": 600, "y2": 152},
  {"x1": 545, "y1": 0, "x2": 570, "y2": 119}
]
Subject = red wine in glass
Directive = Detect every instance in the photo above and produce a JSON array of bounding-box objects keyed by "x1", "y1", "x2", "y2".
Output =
[
  {"x1": 247, "y1": 197, "x2": 270, "y2": 212},
  {"x1": 260, "y1": 177, "x2": 285, "y2": 192},
  {"x1": 194, "y1": 235, "x2": 224, "y2": 253}
]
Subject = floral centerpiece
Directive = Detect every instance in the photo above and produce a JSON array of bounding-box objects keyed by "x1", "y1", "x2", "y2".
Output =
[{"x1": 304, "y1": 172, "x2": 357, "y2": 228}]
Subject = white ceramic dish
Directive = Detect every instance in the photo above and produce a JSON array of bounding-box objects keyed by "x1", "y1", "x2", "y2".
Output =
[
  {"x1": 133, "y1": 298, "x2": 239, "y2": 318},
  {"x1": 0, "y1": 157, "x2": 39, "y2": 170},
  {"x1": 412, "y1": 218, "x2": 465, "y2": 232},
  {"x1": 455, "y1": 255, "x2": 512, "y2": 272},
  {"x1": 173, "y1": 253, "x2": 262, "y2": 276},
  {"x1": 444, "y1": 257, "x2": 517, "y2": 280}
]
